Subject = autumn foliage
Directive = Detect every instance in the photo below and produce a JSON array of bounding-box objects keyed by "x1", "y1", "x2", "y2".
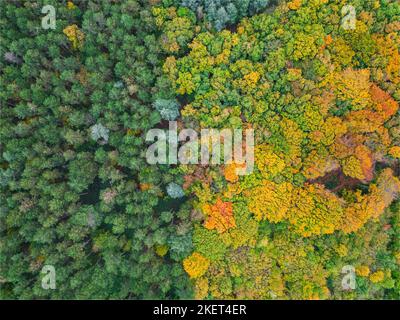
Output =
[
  {"x1": 183, "y1": 252, "x2": 210, "y2": 279},
  {"x1": 159, "y1": 0, "x2": 400, "y2": 299},
  {"x1": 203, "y1": 198, "x2": 236, "y2": 233}
]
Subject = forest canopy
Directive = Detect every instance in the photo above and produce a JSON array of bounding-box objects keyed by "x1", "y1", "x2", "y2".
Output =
[{"x1": 1, "y1": 0, "x2": 399, "y2": 300}]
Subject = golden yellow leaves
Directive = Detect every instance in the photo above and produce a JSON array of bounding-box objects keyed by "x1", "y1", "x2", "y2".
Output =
[
  {"x1": 303, "y1": 149, "x2": 339, "y2": 180},
  {"x1": 288, "y1": 184, "x2": 344, "y2": 237},
  {"x1": 230, "y1": 61, "x2": 266, "y2": 95},
  {"x1": 386, "y1": 46, "x2": 399, "y2": 84},
  {"x1": 271, "y1": 234, "x2": 330, "y2": 299},
  {"x1": 354, "y1": 145, "x2": 373, "y2": 180},
  {"x1": 303, "y1": 105, "x2": 325, "y2": 131},
  {"x1": 287, "y1": 68, "x2": 303, "y2": 81},
  {"x1": 290, "y1": 32, "x2": 320, "y2": 61},
  {"x1": 163, "y1": 17, "x2": 193, "y2": 52},
  {"x1": 341, "y1": 156, "x2": 365, "y2": 180},
  {"x1": 340, "y1": 145, "x2": 373, "y2": 181},
  {"x1": 373, "y1": 169, "x2": 400, "y2": 209},
  {"x1": 151, "y1": 7, "x2": 166, "y2": 27},
  {"x1": 341, "y1": 169, "x2": 400, "y2": 233},
  {"x1": 373, "y1": 34, "x2": 400, "y2": 84},
  {"x1": 335, "y1": 244, "x2": 348, "y2": 257},
  {"x1": 356, "y1": 265, "x2": 370, "y2": 277},
  {"x1": 288, "y1": 0, "x2": 302, "y2": 11},
  {"x1": 163, "y1": 56, "x2": 177, "y2": 81},
  {"x1": 221, "y1": 209, "x2": 258, "y2": 249},
  {"x1": 224, "y1": 163, "x2": 245, "y2": 183},
  {"x1": 318, "y1": 81, "x2": 399, "y2": 168},
  {"x1": 243, "y1": 71, "x2": 260, "y2": 86},
  {"x1": 329, "y1": 38, "x2": 355, "y2": 67},
  {"x1": 63, "y1": 24, "x2": 84, "y2": 50},
  {"x1": 306, "y1": 121, "x2": 346, "y2": 180},
  {"x1": 215, "y1": 49, "x2": 230, "y2": 64},
  {"x1": 176, "y1": 72, "x2": 196, "y2": 95},
  {"x1": 369, "y1": 270, "x2": 385, "y2": 283},
  {"x1": 389, "y1": 146, "x2": 400, "y2": 158},
  {"x1": 194, "y1": 278, "x2": 209, "y2": 300},
  {"x1": 67, "y1": 1, "x2": 76, "y2": 10},
  {"x1": 303, "y1": 284, "x2": 330, "y2": 300},
  {"x1": 163, "y1": 5, "x2": 400, "y2": 299},
  {"x1": 183, "y1": 252, "x2": 210, "y2": 279},
  {"x1": 245, "y1": 181, "x2": 293, "y2": 223},
  {"x1": 345, "y1": 110, "x2": 384, "y2": 136},
  {"x1": 331, "y1": 69, "x2": 372, "y2": 111},
  {"x1": 335, "y1": 82, "x2": 398, "y2": 155},
  {"x1": 255, "y1": 145, "x2": 285, "y2": 178},
  {"x1": 395, "y1": 252, "x2": 400, "y2": 265}
]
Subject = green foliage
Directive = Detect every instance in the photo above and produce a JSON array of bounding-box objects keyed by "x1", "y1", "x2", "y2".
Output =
[
  {"x1": 0, "y1": 0, "x2": 192, "y2": 299},
  {"x1": 181, "y1": 0, "x2": 272, "y2": 30},
  {"x1": 153, "y1": 99, "x2": 180, "y2": 121}
]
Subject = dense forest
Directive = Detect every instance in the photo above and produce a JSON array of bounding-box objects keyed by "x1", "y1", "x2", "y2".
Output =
[{"x1": 1, "y1": 0, "x2": 399, "y2": 300}]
